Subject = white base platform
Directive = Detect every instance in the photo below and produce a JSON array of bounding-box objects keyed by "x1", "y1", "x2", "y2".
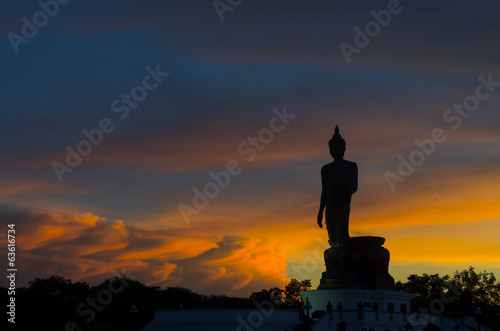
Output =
[{"x1": 301, "y1": 288, "x2": 413, "y2": 331}]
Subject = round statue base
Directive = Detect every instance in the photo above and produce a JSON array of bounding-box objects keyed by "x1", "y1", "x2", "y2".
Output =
[{"x1": 321, "y1": 236, "x2": 397, "y2": 291}]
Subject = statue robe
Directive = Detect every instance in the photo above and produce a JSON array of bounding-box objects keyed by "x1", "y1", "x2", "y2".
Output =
[{"x1": 321, "y1": 159, "x2": 358, "y2": 248}]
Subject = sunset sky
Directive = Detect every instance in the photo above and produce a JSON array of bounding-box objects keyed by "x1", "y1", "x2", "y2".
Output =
[{"x1": 1, "y1": 0, "x2": 499, "y2": 296}]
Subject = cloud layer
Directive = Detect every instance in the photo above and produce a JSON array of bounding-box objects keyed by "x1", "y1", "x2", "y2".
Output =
[
  {"x1": 0, "y1": 211, "x2": 288, "y2": 295},
  {"x1": 0, "y1": 0, "x2": 499, "y2": 293}
]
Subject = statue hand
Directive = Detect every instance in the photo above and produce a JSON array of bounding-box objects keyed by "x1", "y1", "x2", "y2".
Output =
[{"x1": 317, "y1": 212, "x2": 323, "y2": 228}]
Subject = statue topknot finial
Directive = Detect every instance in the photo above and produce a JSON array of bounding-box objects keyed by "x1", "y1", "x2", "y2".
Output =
[{"x1": 329, "y1": 124, "x2": 346, "y2": 159}]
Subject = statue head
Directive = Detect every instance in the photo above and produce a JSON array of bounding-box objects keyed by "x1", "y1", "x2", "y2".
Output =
[{"x1": 328, "y1": 125, "x2": 346, "y2": 160}]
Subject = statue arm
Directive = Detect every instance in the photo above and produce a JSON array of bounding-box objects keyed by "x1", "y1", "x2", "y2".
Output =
[
  {"x1": 349, "y1": 163, "x2": 358, "y2": 196},
  {"x1": 317, "y1": 168, "x2": 326, "y2": 228}
]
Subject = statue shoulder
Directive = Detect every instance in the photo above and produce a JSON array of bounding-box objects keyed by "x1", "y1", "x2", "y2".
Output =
[
  {"x1": 344, "y1": 159, "x2": 358, "y2": 168},
  {"x1": 321, "y1": 162, "x2": 335, "y2": 173},
  {"x1": 344, "y1": 160, "x2": 358, "y2": 172}
]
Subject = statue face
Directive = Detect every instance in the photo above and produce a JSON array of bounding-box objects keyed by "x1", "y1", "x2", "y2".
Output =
[{"x1": 330, "y1": 144, "x2": 345, "y2": 159}]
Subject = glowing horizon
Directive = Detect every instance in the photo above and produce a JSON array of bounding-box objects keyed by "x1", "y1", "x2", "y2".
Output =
[{"x1": 1, "y1": 1, "x2": 500, "y2": 296}]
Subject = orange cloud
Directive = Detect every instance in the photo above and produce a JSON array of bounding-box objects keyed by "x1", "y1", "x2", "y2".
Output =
[
  {"x1": 159, "y1": 236, "x2": 289, "y2": 295},
  {"x1": 0, "y1": 211, "x2": 289, "y2": 296}
]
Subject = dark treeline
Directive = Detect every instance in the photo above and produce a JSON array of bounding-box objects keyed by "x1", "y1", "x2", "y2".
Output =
[
  {"x1": 396, "y1": 266, "x2": 500, "y2": 331},
  {"x1": 0, "y1": 275, "x2": 310, "y2": 331},
  {"x1": 1, "y1": 266, "x2": 499, "y2": 330}
]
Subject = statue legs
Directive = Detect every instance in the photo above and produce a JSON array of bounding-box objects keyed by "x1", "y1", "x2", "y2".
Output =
[{"x1": 324, "y1": 207, "x2": 350, "y2": 272}]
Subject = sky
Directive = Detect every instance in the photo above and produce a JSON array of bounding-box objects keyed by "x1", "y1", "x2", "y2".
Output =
[{"x1": 0, "y1": 0, "x2": 499, "y2": 296}]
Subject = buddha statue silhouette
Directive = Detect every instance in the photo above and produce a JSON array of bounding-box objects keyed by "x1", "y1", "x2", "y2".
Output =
[
  {"x1": 317, "y1": 125, "x2": 358, "y2": 270},
  {"x1": 315, "y1": 126, "x2": 395, "y2": 290}
]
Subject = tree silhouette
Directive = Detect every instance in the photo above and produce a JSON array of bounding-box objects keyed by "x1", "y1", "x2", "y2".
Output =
[
  {"x1": 250, "y1": 287, "x2": 284, "y2": 307},
  {"x1": 2, "y1": 269, "x2": 497, "y2": 330},
  {"x1": 397, "y1": 266, "x2": 500, "y2": 331},
  {"x1": 284, "y1": 279, "x2": 311, "y2": 308},
  {"x1": 396, "y1": 273, "x2": 451, "y2": 312}
]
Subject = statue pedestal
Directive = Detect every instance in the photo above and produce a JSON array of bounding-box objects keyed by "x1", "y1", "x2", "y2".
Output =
[
  {"x1": 320, "y1": 236, "x2": 396, "y2": 290},
  {"x1": 305, "y1": 236, "x2": 413, "y2": 329},
  {"x1": 301, "y1": 288, "x2": 413, "y2": 330}
]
